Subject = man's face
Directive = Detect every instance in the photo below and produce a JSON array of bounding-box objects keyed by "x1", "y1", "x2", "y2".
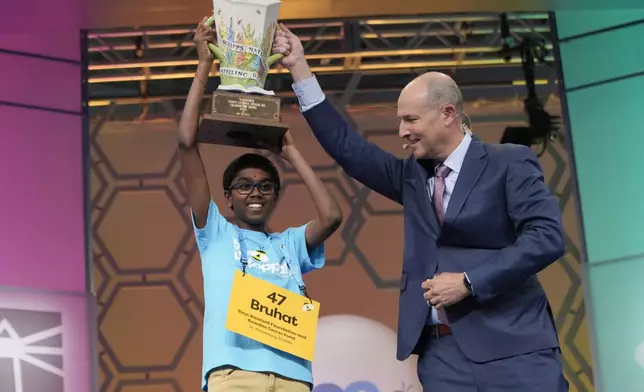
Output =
[
  {"x1": 397, "y1": 85, "x2": 458, "y2": 160},
  {"x1": 225, "y1": 167, "x2": 278, "y2": 226}
]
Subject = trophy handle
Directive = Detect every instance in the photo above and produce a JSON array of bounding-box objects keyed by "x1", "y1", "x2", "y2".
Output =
[
  {"x1": 203, "y1": 15, "x2": 225, "y2": 64},
  {"x1": 265, "y1": 53, "x2": 284, "y2": 67}
]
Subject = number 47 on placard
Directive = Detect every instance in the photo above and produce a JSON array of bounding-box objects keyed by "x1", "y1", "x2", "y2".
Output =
[{"x1": 267, "y1": 292, "x2": 286, "y2": 305}]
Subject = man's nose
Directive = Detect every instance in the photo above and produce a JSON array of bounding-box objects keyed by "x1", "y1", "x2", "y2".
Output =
[{"x1": 399, "y1": 124, "x2": 410, "y2": 138}]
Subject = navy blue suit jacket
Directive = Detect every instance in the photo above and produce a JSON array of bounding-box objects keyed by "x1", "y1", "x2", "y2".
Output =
[{"x1": 302, "y1": 99, "x2": 565, "y2": 363}]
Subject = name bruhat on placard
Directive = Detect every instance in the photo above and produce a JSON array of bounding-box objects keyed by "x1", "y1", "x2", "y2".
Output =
[
  {"x1": 250, "y1": 298, "x2": 299, "y2": 326},
  {"x1": 226, "y1": 270, "x2": 320, "y2": 361}
]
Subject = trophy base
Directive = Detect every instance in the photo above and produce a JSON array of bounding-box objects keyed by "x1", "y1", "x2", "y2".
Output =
[{"x1": 198, "y1": 113, "x2": 289, "y2": 150}]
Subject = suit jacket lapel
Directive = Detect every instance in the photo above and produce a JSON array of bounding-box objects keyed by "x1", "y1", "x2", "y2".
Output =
[{"x1": 443, "y1": 139, "x2": 488, "y2": 226}]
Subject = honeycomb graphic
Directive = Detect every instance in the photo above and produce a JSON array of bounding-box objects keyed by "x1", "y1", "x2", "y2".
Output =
[{"x1": 90, "y1": 106, "x2": 593, "y2": 392}]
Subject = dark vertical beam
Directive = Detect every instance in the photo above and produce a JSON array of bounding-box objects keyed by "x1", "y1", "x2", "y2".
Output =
[
  {"x1": 342, "y1": 20, "x2": 362, "y2": 52},
  {"x1": 81, "y1": 27, "x2": 100, "y2": 392},
  {"x1": 80, "y1": 29, "x2": 93, "y2": 295}
]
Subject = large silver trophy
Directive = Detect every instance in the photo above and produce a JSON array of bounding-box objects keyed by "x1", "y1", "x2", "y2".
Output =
[{"x1": 197, "y1": 0, "x2": 288, "y2": 149}]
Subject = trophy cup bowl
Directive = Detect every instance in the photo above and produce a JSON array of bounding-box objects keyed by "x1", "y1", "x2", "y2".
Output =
[{"x1": 197, "y1": 0, "x2": 288, "y2": 149}]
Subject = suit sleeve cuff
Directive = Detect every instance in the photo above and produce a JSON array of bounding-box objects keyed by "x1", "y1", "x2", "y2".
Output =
[
  {"x1": 464, "y1": 272, "x2": 475, "y2": 296},
  {"x1": 292, "y1": 75, "x2": 325, "y2": 112}
]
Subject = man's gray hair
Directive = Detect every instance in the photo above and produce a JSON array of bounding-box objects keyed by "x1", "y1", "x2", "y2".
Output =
[{"x1": 425, "y1": 77, "x2": 464, "y2": 114}]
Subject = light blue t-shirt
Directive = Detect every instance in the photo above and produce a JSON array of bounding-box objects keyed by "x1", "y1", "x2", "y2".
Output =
[{"x1": 193, "y1": 199, "x2": 325, "y2": 390}]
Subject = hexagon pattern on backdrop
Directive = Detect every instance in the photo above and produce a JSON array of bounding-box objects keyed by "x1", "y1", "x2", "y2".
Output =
[{"x1": 91, "y1": 104, "x2": 593, "y2": 392}]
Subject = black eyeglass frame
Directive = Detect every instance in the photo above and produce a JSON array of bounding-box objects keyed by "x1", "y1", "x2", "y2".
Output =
[{"x1": 228, "y1": 181, "x2": 278, "y2": 195}]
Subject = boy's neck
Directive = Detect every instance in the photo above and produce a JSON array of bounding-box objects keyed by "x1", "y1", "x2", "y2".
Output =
[{"x1": 237, "y1": 220, "x2": 267, "y2": 233}]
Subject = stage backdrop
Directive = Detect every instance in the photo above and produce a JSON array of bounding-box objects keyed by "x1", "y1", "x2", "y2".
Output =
[{"x1": 91, "y1": 99, "x2": 594, "y2": 392}]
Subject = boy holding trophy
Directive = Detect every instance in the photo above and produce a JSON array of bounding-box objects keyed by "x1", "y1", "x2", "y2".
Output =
[{"x1": 178, "y1": 10, "x2": 342, "y2": 392}]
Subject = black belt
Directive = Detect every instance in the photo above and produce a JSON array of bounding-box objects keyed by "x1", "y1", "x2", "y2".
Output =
[{"x1": 425, "y1": 324, "x2": 453, "y2": 339}]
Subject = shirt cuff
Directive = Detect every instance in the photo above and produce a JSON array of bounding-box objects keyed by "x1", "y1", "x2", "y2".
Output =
[
  {"x1": 292, "y1": 75, "x2": 325, "y2": 112},
  {"x1": 464, "y1": 272, "x2": 475, "y2": 296}
]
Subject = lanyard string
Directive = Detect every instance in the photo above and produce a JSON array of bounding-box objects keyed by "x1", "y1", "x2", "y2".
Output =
[{"x1": 235, "y1": 227, "x2": 311, "y2": 302}]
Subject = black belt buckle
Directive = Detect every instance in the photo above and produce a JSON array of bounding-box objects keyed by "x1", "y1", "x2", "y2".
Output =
[{"x1": 429, "y1": 325, "x2": 441, "y2": 339}]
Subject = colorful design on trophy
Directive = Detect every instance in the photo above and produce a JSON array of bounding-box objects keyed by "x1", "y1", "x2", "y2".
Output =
[
  {"x1": 205, "y1": 0, "x2": 282, "y2": 94},
  {"x1": 223, "y1": 17, "x2": 261, "y2": 71}
]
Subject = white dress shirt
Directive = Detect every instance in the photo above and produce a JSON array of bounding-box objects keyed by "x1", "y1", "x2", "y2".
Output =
[{"x1": 425, "y1": 133, "x2": 472, "y2": 324}]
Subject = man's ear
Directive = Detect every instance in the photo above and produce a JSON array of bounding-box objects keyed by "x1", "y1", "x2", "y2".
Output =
[{"x1": 442, "y1": 104, "x2": 458, "y2": 127}]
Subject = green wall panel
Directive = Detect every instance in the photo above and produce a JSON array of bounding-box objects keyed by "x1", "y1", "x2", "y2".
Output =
[
  {"x1": 559, "y1": 22, "x2": 644, "y2": 90},
  {"x1": 566, "y1": 75, "x2": 644, "y2": 265},
  {"x1": 557, "y1": 8, "x2": 644, "y2": 392},
  {"x1": 588, "y1": 255, "x2": 644, "y2": 392},
  {"x1": 556, "y1": 10, "x2": 644, "y2": 39}
]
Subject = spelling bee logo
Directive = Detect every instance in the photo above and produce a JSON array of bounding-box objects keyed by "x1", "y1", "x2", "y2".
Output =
[
  {"x1": 250, "y1": 250, "x2": 269, "y2": 263},
  {"x1": 233, "y1": 238, "x2": 289, "y2": 277},
  {"x1": 246, "y1": 249, "x2": 289, "y2": 277},
  {"x1": 0, "y1": 308, "x2": 64, "y2": 392}
]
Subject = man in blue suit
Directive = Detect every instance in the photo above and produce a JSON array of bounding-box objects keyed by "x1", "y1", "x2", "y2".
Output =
[{"x1": 273, "y1": 26, "x2": 569, "y2": 391}]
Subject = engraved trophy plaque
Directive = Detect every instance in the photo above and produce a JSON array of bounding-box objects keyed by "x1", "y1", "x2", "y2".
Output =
[{"x1": 197, "y1": 0, "x2": 288, "y2": 149}]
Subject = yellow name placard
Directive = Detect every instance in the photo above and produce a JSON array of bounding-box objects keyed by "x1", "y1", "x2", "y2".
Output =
[{"x1": 226, "y1": 269, "x2": 320, "y2": 361}]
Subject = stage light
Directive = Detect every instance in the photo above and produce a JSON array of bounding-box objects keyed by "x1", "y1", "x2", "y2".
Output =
[
  {"x1": 497, "y1": 25, "x2": 560, "y2": 151},
  {"x1": 500, "y1": 126, "x2": 533, "y2": 147},
  {"x1": 500, "y1": 105, "x2": 561, "y2": 147}
]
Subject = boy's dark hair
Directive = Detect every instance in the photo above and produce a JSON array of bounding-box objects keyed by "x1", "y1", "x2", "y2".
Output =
[{"x1": 222, "y1": 153, "x2": 281, "y2": 192}]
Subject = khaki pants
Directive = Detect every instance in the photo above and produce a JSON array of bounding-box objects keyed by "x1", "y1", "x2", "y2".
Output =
[{"x1": 208, "y1": 368, "x2": 311, "y2": 392}]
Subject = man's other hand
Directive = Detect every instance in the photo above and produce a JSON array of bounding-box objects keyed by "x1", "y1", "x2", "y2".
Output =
[
  {"x1": 422, "y1": 272, "x2": 470, "y2": 309},
  {"x1": 273, "y1": 23, "x2": 313, "y2": 82},
  {"x1": 273, "y1": 23, "x2": 305, "y2": 69}
]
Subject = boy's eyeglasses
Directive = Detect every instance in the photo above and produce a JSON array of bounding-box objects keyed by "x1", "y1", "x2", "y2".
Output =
[{"x1": 229, "y1": 181, "x2": 276, "y2": 195}]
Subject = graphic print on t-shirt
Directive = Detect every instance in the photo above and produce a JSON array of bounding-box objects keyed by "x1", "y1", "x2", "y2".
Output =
[
  {"x1": 249, "y1": 250, "x2": 268, "y2": 262},
  {"x1": 233, "y1": 236, "x2": 290, "y2": 278}
]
